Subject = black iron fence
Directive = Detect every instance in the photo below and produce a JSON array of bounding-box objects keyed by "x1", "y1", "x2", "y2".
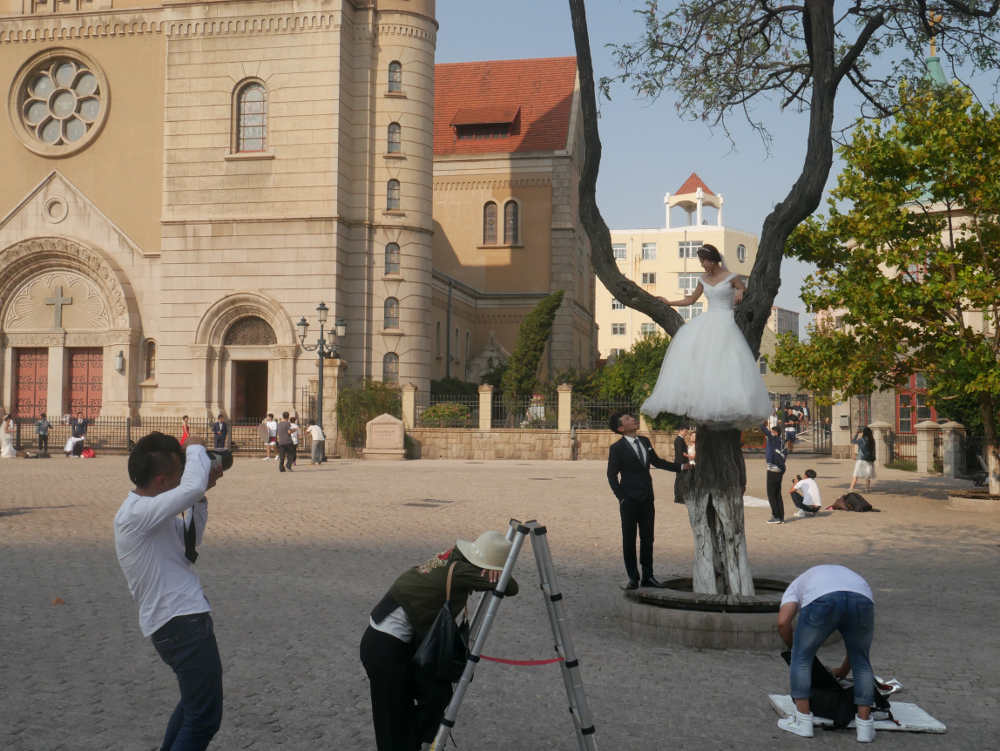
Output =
[
  {"x1": 490, "y1": 394, "x2": 558, "y2": 429},
  {"x1": 416, "y1": 393, "x2": 479, "y2": 428},
  {"x1": 570, "y1": 396, "x2": 637, "y2": 430},
  {"x1": 13, "y1": 415, "x2": 314, "y2": 456}
]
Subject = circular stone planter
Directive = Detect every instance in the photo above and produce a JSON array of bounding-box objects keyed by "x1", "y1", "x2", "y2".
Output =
[
  {"x1": 947, "y1": 490, "x2": 1000, "y2": 510},
  {"x1": 620, "y1": 577, "x2": 793, "y2": 650}
]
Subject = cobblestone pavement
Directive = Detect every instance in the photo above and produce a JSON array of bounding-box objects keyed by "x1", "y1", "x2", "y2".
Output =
[{"x1": 2, "y1": 453, "x2": 998, "y2": 750}]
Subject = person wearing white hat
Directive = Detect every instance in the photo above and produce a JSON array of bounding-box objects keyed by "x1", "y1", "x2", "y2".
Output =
[{"x1": 360, "y1": 530, "x2": 519, "y2": 750}]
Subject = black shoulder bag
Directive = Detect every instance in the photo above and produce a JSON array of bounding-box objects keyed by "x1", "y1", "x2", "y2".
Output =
[{"x1": 412, "y1": 562, "x2": 470, "y2": 683}]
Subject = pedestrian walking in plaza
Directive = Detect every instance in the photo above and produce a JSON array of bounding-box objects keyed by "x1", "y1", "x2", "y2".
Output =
[
  {"x1": 784, "y1": 410, "x2": 799, "y2": 453},
  {"x1": 211, "y1": 414, "x2": 227, "y2": 450},
  {"x1": 288, "y1": 415, "x2": 299, "y2": 467},
  {"x1": 360, "y1": 530, "x2": 519, "y2": 751},
  {"x1": 64, "y1": 412, "x2": 87, "y2": 457},
  {"x1": 306, "y1": 420, "x2": 325, "y2": 464},
  {"x1": 114, "y1": 433, "x2": 225, "y2": 751},
  {"x1": 36, "y1": 412, "x2": 51, "y2": 455},
  {"x1": 777, "y1": 564, "x2": 877, "y2": 743},
  {"x1": 760, "y1": 421, "x2": 786, "y2": 524},
  {"x1": 850, "y1": 427, "x2": 877, "y2": 492},
  {"x1": 259, "y1": 413, "x2": 277, "y2": 460},
  {"x1": 607, "y1": 412, "x2": 691, "y2": 590},
  {"x1": 180, "y1": 415, "x2": 190, "y2": 446},
  {"x1": 790, "y1": 469, "x2": 822, "y2": 518},
  {"x1": 276, "y1": 412, "x2": 294, "y2": 472},
  {"x1": 1, "y1": 413, "x2": 15, "y2": 458}
]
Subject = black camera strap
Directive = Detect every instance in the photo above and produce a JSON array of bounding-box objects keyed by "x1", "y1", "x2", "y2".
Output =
[{"x1": 184, "y1": 507, "x2": 198, "y2": 564}]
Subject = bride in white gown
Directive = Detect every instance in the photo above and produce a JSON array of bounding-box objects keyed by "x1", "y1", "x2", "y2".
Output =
[
  {"x1": 1, "y1": 414, "x2": 16, "y2": 458},
  {"x1": 641, "y1": 244, "x2": 770, "y2": 429}
]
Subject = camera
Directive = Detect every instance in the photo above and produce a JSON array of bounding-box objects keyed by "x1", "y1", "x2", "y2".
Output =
[{"x1": 206, "y1": 450, "x2": 233, "y2": 472}]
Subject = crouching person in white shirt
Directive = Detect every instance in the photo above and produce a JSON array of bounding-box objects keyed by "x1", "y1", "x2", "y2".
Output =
[{"x1": 115, "y1": 432, "x2": 225, "y2": 750}]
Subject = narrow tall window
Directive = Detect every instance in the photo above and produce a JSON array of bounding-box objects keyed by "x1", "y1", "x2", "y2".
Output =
[
  {"x1": 384, "y1": 242, "x2": 400, "y2": 274},
  {"x1": 503, "y1": 200, "x2": 519, "y2": 244},
  {"x1": 384, "y1": 297, "x2": 400, "y2": 328},
  {"x1": 383, "y1": 352, "x2": 399, "y2": 383},
  {"x1": 737, "y1": 243, "x2": 747, "y2": 263},
  {"x1": 435, "y1": 321, "x2": 441, "y2": 356},
  {"x1": 388, "y1": 61, "x2": 402, "y2": 93},
  {"x1": 387, "y1": 121, "x2": 401, "y2": 153},
  {"x1": 387, "y1": 179, "x2": 400, "y2": 210},
  {"x1": 236, "y1": 82, "x2": 266, "y2": 152},
  {"x1": 144, "y1": 340, "x2": 156, "y2": 381},
  {"x1": 465, "y1": 331, "x2": 471, "y2": 362},
  {"x1": 483, "y1": 201, "x2": 498, "y2": 244}
]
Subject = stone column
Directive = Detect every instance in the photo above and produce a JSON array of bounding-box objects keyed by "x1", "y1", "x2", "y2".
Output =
[
  {"x1": 273, "y1": 345, "x2": 298, "y2": 414},
  {"x1": 401, "y1": 383, "x2": 416, "y2": 430},
  {"x1": 868, "y1": 421, "x2": 892, "y2": 468},
  {"x1": 189, "y1": 344, "x2": 212, "y2": 417},
  {"x1": 102, "y1": 336, "x2": 133, "y2": 417},
  {"x1": 557, "y1": 383, "x2": 573, "y2": 433},
  {"x1": 478, "y1": 384, "x2": 493, "y2": 431},
  {"x1": 915, "y1": 420, "x2": 942, "y2": 474},
  {"x1": 46, "y1": 339, "x2": 66, "y2": 417},
  {"x1": 639, "y1": 413, "x2": 651, "y2": 433},
  {"x1": 939, "y1": 421, "x2": 966, "y2": 478}
]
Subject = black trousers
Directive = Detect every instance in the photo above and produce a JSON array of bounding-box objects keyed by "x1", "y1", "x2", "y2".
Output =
[
  {"x1": 619, "y1": 497, "x2": 655, "y2": 581},
  {"x1": 766, "y1": 470, "x2": 785, "y2": 520},
  {"x1": 790, "y1": 490, "x2": 820, "y2": 512},
  {"x1": 360, "y1": 626, "x2": 451, "y2": 751},
  {"x1": 37, "y1": 434, "x2": 48, "y2": 452},
  {"x1": 277, "y1": 443, "x2": 296, "y2": 471}
]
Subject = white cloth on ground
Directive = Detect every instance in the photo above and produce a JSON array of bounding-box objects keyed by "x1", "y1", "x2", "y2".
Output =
[{"x1": 640, "y1": 272, "x2": 770, "y2": 428}]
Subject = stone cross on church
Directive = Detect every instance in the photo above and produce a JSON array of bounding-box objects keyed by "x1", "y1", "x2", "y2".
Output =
[{"x1": 45, "y1": 286, "x2": 73, "y2": 328}]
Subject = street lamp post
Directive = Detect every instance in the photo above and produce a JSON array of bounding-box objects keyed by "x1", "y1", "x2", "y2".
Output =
[{"x1": 296, "y1": 303, "x2": 346, "y2": 440}]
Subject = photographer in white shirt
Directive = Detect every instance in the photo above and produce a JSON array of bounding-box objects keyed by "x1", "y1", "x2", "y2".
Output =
[{"x1": 114, "y1": 433, "x2": 224, "y2": 750}]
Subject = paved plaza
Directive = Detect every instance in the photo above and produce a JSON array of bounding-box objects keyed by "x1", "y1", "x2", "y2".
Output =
[{"x1": 2, "y1": 452, "x2": 998, "y2": 750}]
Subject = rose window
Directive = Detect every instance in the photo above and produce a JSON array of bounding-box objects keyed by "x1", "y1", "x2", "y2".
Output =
[{"x1": 10, "y1": 49, "x2": 109, "y2": 156}]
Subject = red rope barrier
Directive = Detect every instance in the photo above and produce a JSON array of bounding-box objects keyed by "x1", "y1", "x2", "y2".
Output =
[{"x1": 479, "y1": 655, "x2": 565, "y2": 666}]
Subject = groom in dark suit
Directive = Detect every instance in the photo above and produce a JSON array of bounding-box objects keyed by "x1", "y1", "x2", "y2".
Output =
[{"x1": 607, "y1": 412, "x2": 690, "y2": 590}]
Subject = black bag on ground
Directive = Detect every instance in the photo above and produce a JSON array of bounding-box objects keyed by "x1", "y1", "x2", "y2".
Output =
[
  {"x1": 412, "y1": 562, "x2": 469, "y2": 683},
  {"x1": 781, "y1": 652, "x2": 891, "y2": 728},
  {"x1": 831, "y1": 492, "x2": 879, "y2": 512}
]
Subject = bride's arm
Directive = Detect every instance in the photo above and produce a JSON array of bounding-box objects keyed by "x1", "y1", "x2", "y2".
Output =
[
  {"x1": 730, "y1": 275, "x2": 747, "y2": 305},
  {"x1": 659, "y1": 283, "x2": 703, "y2": 308}
]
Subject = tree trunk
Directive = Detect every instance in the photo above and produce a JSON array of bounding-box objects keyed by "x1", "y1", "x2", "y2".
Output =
[
  {"x1": 686, "y1": 428, "x2": 754, "y2": 595},
  {"x1": 980, "y1": 394, "x2": 1000, "y2": 496}
]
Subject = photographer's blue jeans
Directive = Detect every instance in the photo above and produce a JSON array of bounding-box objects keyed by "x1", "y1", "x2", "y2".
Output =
[
  {"x1": 151, "y1": 612, "x2": 223, "y2": 751},
  {"x1": 790, "y1": 591, "x2": 875, "y2": 707}
]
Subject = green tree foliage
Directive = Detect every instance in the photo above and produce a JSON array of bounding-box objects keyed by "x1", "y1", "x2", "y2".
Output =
[
  {"x1": 430, "y1": 377, "x2": 479, "y2": 397},
  {"x1": 500, "y1": 290, "x2": 565, "y2": 405},
  {"x1": 419, "y1": 402, "x2": 472, "y2": 428},
  {"x1": 336, "y1": 380, "x2": 402, "y2": 448},
  {"x1": 592, "y1": 333, "x2": 668, "y2": 402},
  {"x1": 772, "y1": 82, "x2": 1000, "y2": 488}
]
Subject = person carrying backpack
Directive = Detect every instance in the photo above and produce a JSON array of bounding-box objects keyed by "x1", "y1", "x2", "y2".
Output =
[{"x1": 777, "y1": 564, "x2": 877, "y2": 743}]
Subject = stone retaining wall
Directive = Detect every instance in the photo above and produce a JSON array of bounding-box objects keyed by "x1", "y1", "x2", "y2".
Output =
[{"x1": 406, "y1": 428, "x2": 682, "y2": 461}]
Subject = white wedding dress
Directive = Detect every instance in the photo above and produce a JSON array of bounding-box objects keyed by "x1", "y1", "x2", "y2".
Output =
[
  {"x1": 641, "y1": 272, "x2": 770, "y2": 428},
  {"x1": 1, "y1": 421, "x2": 15, "y2": 458}
]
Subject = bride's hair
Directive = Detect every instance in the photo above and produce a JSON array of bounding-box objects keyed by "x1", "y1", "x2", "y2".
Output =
[{"x1": 697, "y1": 244, "x2": 724, "y2": 265}]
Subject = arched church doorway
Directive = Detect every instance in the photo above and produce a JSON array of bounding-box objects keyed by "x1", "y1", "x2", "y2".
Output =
[{"x1": 224, "y1": 316, "x2": 276, "y2": 422}]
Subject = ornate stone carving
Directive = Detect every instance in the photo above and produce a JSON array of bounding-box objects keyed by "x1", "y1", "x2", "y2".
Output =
[
  {"x1": 3, "y1": 270, "x2": 110, "y2": 331},
  {"x1": 223, "y1": 315, "x2": 277, "y2": 345}
]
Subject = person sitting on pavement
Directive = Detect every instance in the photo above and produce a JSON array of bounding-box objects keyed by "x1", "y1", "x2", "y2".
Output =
[
  {"x1": 790, "y1": 469, "x2": 822, "y2": 518},
  {"x1": 360, "y1": 530, "x2": 519, "y2": 751},
  {"x1": 777, "y1": 564, "x2": 877, "y2": 743}
]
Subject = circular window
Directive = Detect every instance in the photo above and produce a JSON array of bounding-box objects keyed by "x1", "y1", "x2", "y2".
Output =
[{"x1": 9, "y1": 49, "x2": 109, "y2": 157}]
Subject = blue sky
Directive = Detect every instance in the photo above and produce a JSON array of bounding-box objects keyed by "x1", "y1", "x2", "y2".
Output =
[{"x1": 435, "y1": 0, "x2": 826, "y2": 317}]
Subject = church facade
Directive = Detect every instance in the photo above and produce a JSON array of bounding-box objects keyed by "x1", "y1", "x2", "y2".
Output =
[{"x1": 0, "y1": 0, "x2": 595, "y2": 425}]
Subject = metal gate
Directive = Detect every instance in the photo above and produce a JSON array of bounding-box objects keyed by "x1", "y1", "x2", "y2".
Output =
[{"x1": 770, "y1": 394, "x2": 832, "y2": 455}]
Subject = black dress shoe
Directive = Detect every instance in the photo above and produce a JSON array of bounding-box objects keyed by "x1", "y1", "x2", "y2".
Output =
[
  {"x1": 640, "y1": 576, "x2": 669, "y2": 588},
  {"x1": 620, "y1": 579, "x2": 639, "y2": 590}
]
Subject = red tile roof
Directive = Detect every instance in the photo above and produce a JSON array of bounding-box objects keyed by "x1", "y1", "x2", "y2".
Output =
[
  {"x1": 450, "y1": 105, "x2": 520, "y2": 126},
  {"x1": 435, "y1": 57, "x2": 577, "y2": 156},
  {"x1": 674, "y1": 172, "x2": 715, "y2": 196}
]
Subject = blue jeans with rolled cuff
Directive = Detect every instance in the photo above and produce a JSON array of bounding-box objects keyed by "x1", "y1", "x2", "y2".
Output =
[
  {"x1": 151, "y1": 612, "x2": 223, "y2": 751},
  {"x1": 790, "y1": 591, "x2": 875, "y2": 707}
]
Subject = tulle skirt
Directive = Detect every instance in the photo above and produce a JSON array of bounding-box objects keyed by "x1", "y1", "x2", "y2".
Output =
[
  {"x1": 640, "y1": 311, "x2": 771, "y2": 429},
  {"x1": 853, "y1": 460, "x2": 876, "y2": 479}
]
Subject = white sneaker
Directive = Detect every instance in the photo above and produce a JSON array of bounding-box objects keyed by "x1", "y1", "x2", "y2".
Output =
[
  {"x1": 262, "y1": 457, "x2": 270, "y2": 461},
  {"x1": 778, "y1": 710, "x2": 814, "y2": 738},
  {"x1": 794, "y1": 509, "x2": 808, "y2": 519},
  {"x1": 856, "y1": 715, "x2": 875, "y2": 743}
]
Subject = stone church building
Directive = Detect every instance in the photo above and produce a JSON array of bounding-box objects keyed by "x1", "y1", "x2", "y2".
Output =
[{"x1": 0, "y1": 0, "x2": 595, "y2": 426}]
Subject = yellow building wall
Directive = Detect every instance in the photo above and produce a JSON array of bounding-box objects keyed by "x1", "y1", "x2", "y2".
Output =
[{"x1": 0, "y1": 34, "x2": 165, "y2": 253}]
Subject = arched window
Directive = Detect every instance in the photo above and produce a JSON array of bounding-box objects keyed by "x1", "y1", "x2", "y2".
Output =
[
  {"x1": 384, "y1": 242, "x2": 400, "y2": 275},
  {"x1": 383, "y1": 352, "x2": 399, "y2": 383},
  {"x1": 144, "y1": 340, "x2": 156, "y2": 381},
  {"x1": 503, "y1": 200, "x2": 519, "y2": 245},
  {"x1": 387, "y1": 179, "x2": 400, "y2": 210},
  {"x1": 388, "y1": 61, "x2": 402, "y2": 93},
  {"x1": 384, "y1": 297, "x2": 400, "y2": 329},
  {"x1": 387, "y1": 122, "x2": 401, "y2": 153},
  {"x1": 235, "y1": 81, "x2": 266, "y2": 152},
  {"x1": 483, "y1": 201, "x2": 497, "y2": 245}
]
